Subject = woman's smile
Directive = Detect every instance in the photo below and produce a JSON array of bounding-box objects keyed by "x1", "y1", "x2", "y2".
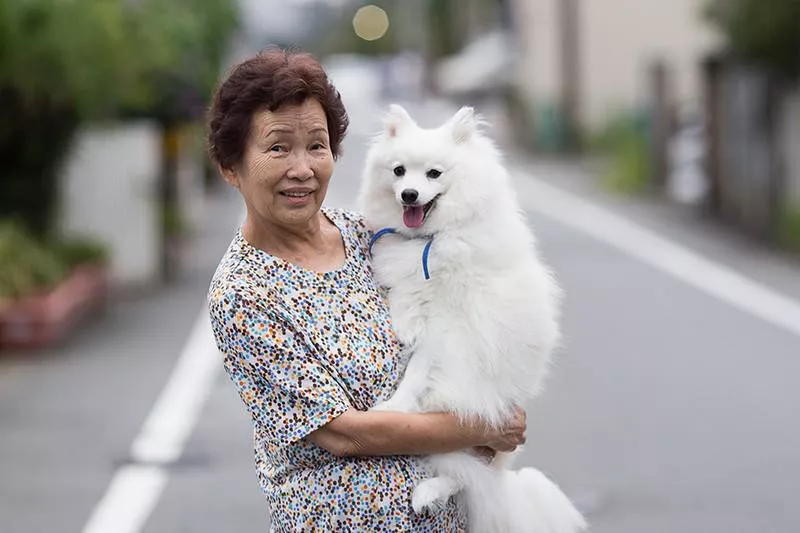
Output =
[{"x1": 279, "y1": 187, "x2": 316, "y2": 206}]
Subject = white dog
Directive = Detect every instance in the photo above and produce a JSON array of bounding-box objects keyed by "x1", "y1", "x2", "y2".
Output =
[{"x1": 358, "y1": 104, "x2": 587, "y2": 533}]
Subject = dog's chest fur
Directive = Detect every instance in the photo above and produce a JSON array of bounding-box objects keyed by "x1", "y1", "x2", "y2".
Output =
[{"x1": 370, "y1": 230, "x2": 558, "y2": 425}]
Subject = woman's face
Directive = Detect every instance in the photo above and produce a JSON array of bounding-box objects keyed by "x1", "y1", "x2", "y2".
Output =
[{"x1": 223, "y1": 98, "x2": 334, "y2": 229}]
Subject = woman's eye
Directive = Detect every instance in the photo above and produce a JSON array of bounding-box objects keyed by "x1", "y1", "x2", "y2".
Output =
[
  {"x1": 426, "y1": 169, "x2": 442, "y2": 179},
  {"x1": 270, "y1": 145, "x2": 286, "y2": 153},
  {"x1": 393, "y1": 165, "x2": 406, "y2": 177},
  {"x1": 310, "y1": 143, "x2": 325, "y2": 150}
]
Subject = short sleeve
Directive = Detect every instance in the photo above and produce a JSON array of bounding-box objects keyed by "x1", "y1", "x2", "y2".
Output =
[
  {"x1": 337, "y1": 209, "x2": 373, "y2": 252},
  {"x1": 208, "y1": 286, "x2": 351, "y2": 448}
]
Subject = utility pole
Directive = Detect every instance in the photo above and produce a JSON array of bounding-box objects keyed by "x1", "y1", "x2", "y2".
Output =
[{"x1": 559, "y1": 0, "x2": 581, "y2": 151}]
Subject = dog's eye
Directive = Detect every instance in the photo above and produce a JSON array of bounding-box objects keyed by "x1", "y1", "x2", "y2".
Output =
[
  {"x1": 393, "y1": 165, "x2": 406, "y2": 177},
  {"x1": 426, "y1": 169, "x2": 442, "y2": 179}
]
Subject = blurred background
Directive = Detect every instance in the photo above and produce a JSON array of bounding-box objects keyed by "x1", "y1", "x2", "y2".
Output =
[{"x1": 1, "y1": 0, "x2": 799, "y2": 532}]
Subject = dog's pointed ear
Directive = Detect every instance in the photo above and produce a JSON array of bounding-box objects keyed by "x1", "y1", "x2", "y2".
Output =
[
  {"x1": 448, "y1": 106, "x2": 477, "y2": 144},
  {"x1": 383, "y1": 104, "x2": 416, "y2": 138}
]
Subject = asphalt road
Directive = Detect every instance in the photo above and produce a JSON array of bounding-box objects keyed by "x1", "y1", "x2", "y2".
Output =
[{"x1": 1, "y1": 97, "x2": 799, "y2": 533}]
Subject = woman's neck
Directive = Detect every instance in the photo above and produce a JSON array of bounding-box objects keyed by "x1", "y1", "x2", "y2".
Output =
[{"x1": 242, "y1": 209, "x2": 345, "y2": 271}]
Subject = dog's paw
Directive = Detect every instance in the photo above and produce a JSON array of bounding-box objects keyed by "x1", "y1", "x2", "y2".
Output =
[{"x1": 412, "y1": 478, "x2": 460, "y2": 514}]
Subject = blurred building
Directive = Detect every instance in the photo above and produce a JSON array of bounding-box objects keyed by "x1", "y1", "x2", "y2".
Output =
[{"x1": 511, "y1": 0, "x2": 720, "y2": 132}]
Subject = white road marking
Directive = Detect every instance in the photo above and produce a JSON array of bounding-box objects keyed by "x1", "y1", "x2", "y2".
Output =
[
  {"x1": 131, "y1": 312, "x2": 221, "y2": 465},
  {"x1": 515, "y1": 173, "x2": 800, "y2": 338},
  {"x1": 81, "y1": 466, "x2": 168, "y2": 533},
  {"x1": 82, "y1": 310, "x2": 220, "y2": 533}
]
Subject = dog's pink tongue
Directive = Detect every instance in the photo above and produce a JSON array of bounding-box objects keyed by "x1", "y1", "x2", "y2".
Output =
[{"x1": 403, "y1": 206, "x2": 425, "y2": 228}]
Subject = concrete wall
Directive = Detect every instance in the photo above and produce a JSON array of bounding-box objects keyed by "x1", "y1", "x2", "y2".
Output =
[
  {"x1": 511, "y1": 0, "x2": 720, "y2": 130},
  {"x1": 59, "y1": 122, "x2": 161, "y2": 289}
]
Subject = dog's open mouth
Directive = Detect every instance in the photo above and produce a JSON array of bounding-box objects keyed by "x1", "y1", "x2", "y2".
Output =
[{"x1": 402, "y1": 195, "x2": 440, "y2": 229}]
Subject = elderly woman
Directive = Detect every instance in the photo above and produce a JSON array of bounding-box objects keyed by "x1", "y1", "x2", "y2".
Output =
[{"x1": 206, "y1": 48, "x2": 526, "y2": 531}]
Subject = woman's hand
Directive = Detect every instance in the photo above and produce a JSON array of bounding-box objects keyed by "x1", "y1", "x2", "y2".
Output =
[
  {"x1": 472, "y1": 446, "x2": 497, "y2": 463},
  {"x1": 477, "y1": 406, "x2": 527, "y2": 452}
]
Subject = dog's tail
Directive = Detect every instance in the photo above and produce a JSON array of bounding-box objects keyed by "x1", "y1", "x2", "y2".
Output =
[
  {"x1": 461, "y1": 467, "x2": 511, "y2": 533},
  {"x1": 428, "y1": 453, "x2": 511, "y2": 533},
  {"x1": 460, "y1": 465, "x2": 587, "y2": 533},
  {"x1": 502, "y1": 467, "x2": 588, "y2": 533}
]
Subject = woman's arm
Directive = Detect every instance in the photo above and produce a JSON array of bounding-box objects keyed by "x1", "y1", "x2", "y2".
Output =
[
  {"x1": 210, "y1": 287, "x2": 525, "y2": 456},
  {"x1": 307, "y1": 408, "x2": 526, "y2": 457}
]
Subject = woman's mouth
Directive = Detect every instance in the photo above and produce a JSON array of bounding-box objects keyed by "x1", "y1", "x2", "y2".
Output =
[
  {"x1": 403, "y1": 195, "x2": 440, "y2": 229},
  {"x1": 280, "y1": 190, "x2": 314, "y2": 204}
]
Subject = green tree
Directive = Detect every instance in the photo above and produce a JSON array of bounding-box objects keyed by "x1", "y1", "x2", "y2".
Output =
[
  {"x1": 705, "y1": 0, "x2": 800, "y2": 79},
  {"x1": 0, "y1": 0, "x2": 238, "y2": 237},
  {"x1": 120, "y1": 0, "x2": 239, "y2": 123},
  {"x1": 0, "y1": 0, "x2": 135, "y2": 236}
]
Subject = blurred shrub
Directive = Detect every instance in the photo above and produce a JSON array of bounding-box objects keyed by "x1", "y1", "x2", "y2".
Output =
[
  {"x1": 705, "y1": 0, "x2": 800, "y2": 79},
  {"x1": 0, "y1": 222, "x2": 111, "y2": 300},
  {"x1": 590, "y1": 111, "x2": 652, "y2": 194},
  {"x1": 52, "y1": 238, "x2": 110, "y2": 270},
  {"x1": 0, "y1": 0, "x2": 238, "y2": 237},
  {"x1": 0, "y1": 221, "x2": 67, "y2": 300},
  {"x1": 778, "y1": 207, "x2": 800, "y2": 251}
]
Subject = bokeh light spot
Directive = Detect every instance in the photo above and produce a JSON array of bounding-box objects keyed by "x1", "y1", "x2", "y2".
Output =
[{"x1": 352, "y1": 5, "x2": 389, "y2": 41}]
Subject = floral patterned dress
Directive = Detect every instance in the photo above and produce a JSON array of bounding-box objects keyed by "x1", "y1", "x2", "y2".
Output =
[{"x1": 207, "y1": 207, "x2": 466, "y2": 532}]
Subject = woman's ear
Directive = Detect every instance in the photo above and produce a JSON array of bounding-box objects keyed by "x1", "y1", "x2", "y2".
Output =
[{"x1": 220, "y1": 165, "x2": 240, "y2": 189}]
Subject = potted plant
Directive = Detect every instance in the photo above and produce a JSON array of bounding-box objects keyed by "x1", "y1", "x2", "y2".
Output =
[
  {"x1": 52, "y1": 237, "x2": 112, "y2": 306},
  {"x1": 0, "y1": 222, "x2": 66, "y2": 349},
  {"x1": 0, "y1": 222, "x2": 110, "y2": 350}
]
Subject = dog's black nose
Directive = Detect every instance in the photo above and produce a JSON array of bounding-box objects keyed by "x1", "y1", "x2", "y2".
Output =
[{"x1": 401, "y1": 189, "x2": 418, "y2": 204}]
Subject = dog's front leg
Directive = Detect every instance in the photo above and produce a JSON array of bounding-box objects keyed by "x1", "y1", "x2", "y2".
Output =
[{"x1": 372, "y1": 351, "x2": 431, "y2": 412}]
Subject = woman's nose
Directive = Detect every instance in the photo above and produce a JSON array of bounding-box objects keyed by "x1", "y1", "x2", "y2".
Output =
[{"x1": 286, "y1": 152, "x2": 314, "y2": 180}]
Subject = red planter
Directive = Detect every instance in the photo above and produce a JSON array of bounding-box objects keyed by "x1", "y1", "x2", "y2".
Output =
[{"x1": 0, "y1": 263, "x2": 109, "y2": 351}]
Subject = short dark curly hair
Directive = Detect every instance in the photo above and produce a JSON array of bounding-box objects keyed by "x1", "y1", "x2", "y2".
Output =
[{"x1": 207, "y1": 47, "x2": 349, "y2": 170}]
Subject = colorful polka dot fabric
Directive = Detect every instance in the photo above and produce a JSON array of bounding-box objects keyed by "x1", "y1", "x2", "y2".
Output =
[{"x1": 207, "y1": 207, "x2": 466, "y2": 532}]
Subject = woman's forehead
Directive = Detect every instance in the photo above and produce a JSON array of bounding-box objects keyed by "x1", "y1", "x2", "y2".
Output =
[{"x1": 253, "y1": 99, "x2": 328, "y2": 135}]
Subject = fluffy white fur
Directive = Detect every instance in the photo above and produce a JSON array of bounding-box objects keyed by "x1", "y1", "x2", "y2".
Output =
[{"x1": 358, "y1": 104, "x2": 587, "y2": 533}]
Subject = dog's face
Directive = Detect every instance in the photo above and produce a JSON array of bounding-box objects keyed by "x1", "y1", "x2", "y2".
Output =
[{"x1": 360, "y1": 104, "x2": 495, "y2": 234}]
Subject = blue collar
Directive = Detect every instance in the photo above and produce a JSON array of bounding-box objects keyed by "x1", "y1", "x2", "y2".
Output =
[{"x1": 368, "y1": 227, "x2": 434, "y2": 281}]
